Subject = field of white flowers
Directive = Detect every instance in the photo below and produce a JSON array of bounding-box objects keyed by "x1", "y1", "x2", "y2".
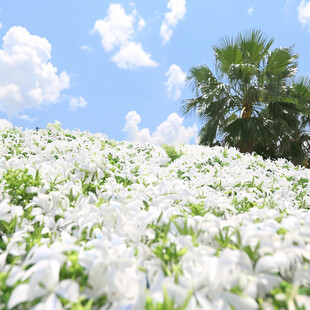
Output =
[{"x1": 0, "y1": 121, "x2": 310, "y2": 310}]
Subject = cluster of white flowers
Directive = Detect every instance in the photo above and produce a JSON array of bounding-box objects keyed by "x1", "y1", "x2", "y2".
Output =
[{"x1": 0, "y1": 122, "x2": 310, "y2": 310}]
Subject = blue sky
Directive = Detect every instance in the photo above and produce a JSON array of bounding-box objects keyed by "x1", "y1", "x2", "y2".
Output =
[{"x1": 0, "y1": 0, "x2": 310, "y2": 144}]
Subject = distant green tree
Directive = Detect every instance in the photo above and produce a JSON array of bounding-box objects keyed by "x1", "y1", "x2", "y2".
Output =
[{"x1": 182, "y1": 29, "x2": 310, "y2": 165}]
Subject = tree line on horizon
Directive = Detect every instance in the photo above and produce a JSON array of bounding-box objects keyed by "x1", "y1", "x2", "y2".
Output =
[{"x1": 182, "y1": 29, "x2": 310, "y2": 166}]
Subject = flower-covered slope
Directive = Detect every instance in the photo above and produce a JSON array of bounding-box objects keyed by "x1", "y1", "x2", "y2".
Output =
[{"x1": 0, "y1": 122, "x2": 310, "y2": 310}]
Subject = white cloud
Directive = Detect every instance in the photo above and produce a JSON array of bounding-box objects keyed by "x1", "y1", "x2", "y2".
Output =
[
  {"x1": 160, "y1": 0, "x2": 186, "y2": 44},
  {"x1": 165, "y1": 64, "x2": 186, "y2": 100},
  {"x1": 92, "y1": 4, "x2": 135, "y2": 52},
  {"x1": 80, "y1": 45, "x2": 93, "y2": 52},
  {"x1": 138, "y1": 18, "x2": 146, "y2": 31},
  {"x1": 123, "y1": 110, "x2": 197, "y2": 145},
  {"x1": 111, "y1": 42, "x2": 158, "y2": 69},
  {"x1": 298, "y1": 0, "x2": 310, "y2": 30},
  {"x1": 92, "y1": 3, "x2": 157, "y2": 69},
  {"x1": 69, "y1": 96, "x2": 88, "y2": 111},
  {"x1": 247, "y1": 7, "x2": 254, "y2": 16},
  {"x1": 0, "y1": 22, "x2": 2, "y2": 29},
  {"x1": 20, "y1": 114, "x2": 37, "y2": 122},
  {"x1": 0, "y1": 119, "x2": 13, "y2": 130},
  {"x1": 0, "y1": 26, "x2": 70, "y2": 116}
]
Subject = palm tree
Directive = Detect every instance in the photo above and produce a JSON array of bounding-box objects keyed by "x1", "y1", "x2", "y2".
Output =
[
  {"x1": 278, "y1": 77, "x2": 310, "y2": 165},
  {"x1": 182, "y1": 29, "x2": 310, "y2": 164}
]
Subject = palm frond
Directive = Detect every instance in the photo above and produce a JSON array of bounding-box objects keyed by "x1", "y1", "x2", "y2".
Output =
[
  {"x1": 291, "y1": 76, "x2": 310, "y2": 102},
  {"x1": 237, "y1": 29, "x2": 274, "y2": 65},
  {"x1": 223, "y1": 117, "x2": 272, "y2": 146},
  {"x1": 213, "y1": 38, "x2": 243, "y2": 77},
  {"x1": 265, "y1": 46, "x2": 298, "y2": 78},
  {"x1": 182, "y1": 65, "x2": 236, "y2": 117},
  {"x1": 186, "y1": 65, "x2": 217, "y2": 94},
  {"x1": 198, "y1": 121, "x2": 220, "y2": 146}
]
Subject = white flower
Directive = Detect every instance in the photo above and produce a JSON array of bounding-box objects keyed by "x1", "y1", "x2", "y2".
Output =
[
  {"x1": 8, "y1": 258, "x2": 79, "y2": 309},
  {"x1": 1, "y1": 122, "x2": 310, "y2": 309}
]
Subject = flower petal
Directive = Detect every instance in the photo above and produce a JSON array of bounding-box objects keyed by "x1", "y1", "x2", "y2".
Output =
[
  {"x1": 57, "y1": 279, "x2": 79, "y2": 302},
  {"x1": 45, "y1": 293, "x2": 63, "y2": 310},
  {"x1": 8, "y1": 284, "x2": 30, "y2": 309},
  {"x1": 225, "y1": 292, "x2": 258, "y2": 310}
]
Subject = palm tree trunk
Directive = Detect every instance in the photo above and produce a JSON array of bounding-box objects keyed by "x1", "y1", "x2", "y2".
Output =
[
  {"x1": 238, "y1": 139, "x2": 255, "y2": 153},
  {"x1": 241, "y1": 104, "x2": 252, "y2": 119},
  {"x1": 237, "y1": 104, "x2": 255, "y2": 153}
]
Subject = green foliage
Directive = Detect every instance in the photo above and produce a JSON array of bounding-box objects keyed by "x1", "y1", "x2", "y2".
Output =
[
  {"x1": 0, "y1": 217, "x2": 17, "y2": 238},
  {"x1": 60, "y1": 251, "x2": 88, "y2": 288},
  {"x1": 145, "y1": 287, "x2": 193, "y2": 310},
  {"x1": 153, "y1": 242, "x2": 187, "y2": 277},
  {"x1": 71, "y1": 298, "x2": 94, "y2": 310},
  {"x1": 147, "y1": 216, "x2": 191, "y2": 278},
  {"x1": 171, "y1": 216, "x2": 201, "y2": 246},
  {"x1": 162, "y1": 144, "x2": 183, "y2": 162},
  {"x1": 24, "y1": 223, "x2": 45, "y2": 251},
  {"x1": 0, "y1": 272, "x2": 15, "y2": 309},
  {"x1": 3, "y1": 168, "x2": 42, "y2": 207},
  {"x1": 176, "y1": 169, "x2": 191, "y2": 180},
  {"x1": 82, "y1": 183, "x2": 97, "y2": 195},
  {"x1": 114, "y1": 175, "x2": 133, "y2": 187},
  {"x1": 297, "y1": 177, "x2": 309, "y2": 189},
  {"x1": 270, "y1": 281, "x2": 310, "y2": 310},
  {"x1": 233, "y1": 197, "x2": 256, "y2": 213},
  {"x1": 214, "y1": 226, "x2": 237, "y2": 250},
  {"x1": 186, "y1": 202, "x2": 207, "y2": 217},
  {"x1": 147, "y1": 214, "x2": 170, "y2": 245}
]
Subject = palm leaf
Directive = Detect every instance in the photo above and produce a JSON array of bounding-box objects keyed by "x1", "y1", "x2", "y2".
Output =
[
  {"x1": 237, "y1": 29, "x2": 274, "y2": 65},
  {"x1": 265, "y1": 46, "x2": 298, "y2": 77}
]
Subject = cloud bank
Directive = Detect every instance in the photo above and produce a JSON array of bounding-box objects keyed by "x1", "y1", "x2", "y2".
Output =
[
  {"x1": 0, "y1": 26, "x2": 70, "y2": 116},
  {"x1": 20, "y1": 115, "x2": 37, "y2": 122},
  {"x1": 93, "y1": 4, "x2": 157, "y2": 69},
  {"x1": 247, "y1": 7, "x2": 254, "y2": 16},
  {"x1": 0, "y1": 119, "x2": 13, "y2": 130},
  {"x1": 165, "y1": 64, "x2": 186, "y2": 100},
  {"x1": 160, "y1": 0, "x2": 186, "y2": 44},
  {"x1": 123, "y1": 110, "x2": 197, "y2": 145},
  {"x1": 80, "y1": 45, "x2": 93, "y2": 52},
  {"x1": 298, "y1": 0, "x2": 310, "y2": 31},
  {"x1": 69, "y1": 96, "x2": 88, "y2": 111}
]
